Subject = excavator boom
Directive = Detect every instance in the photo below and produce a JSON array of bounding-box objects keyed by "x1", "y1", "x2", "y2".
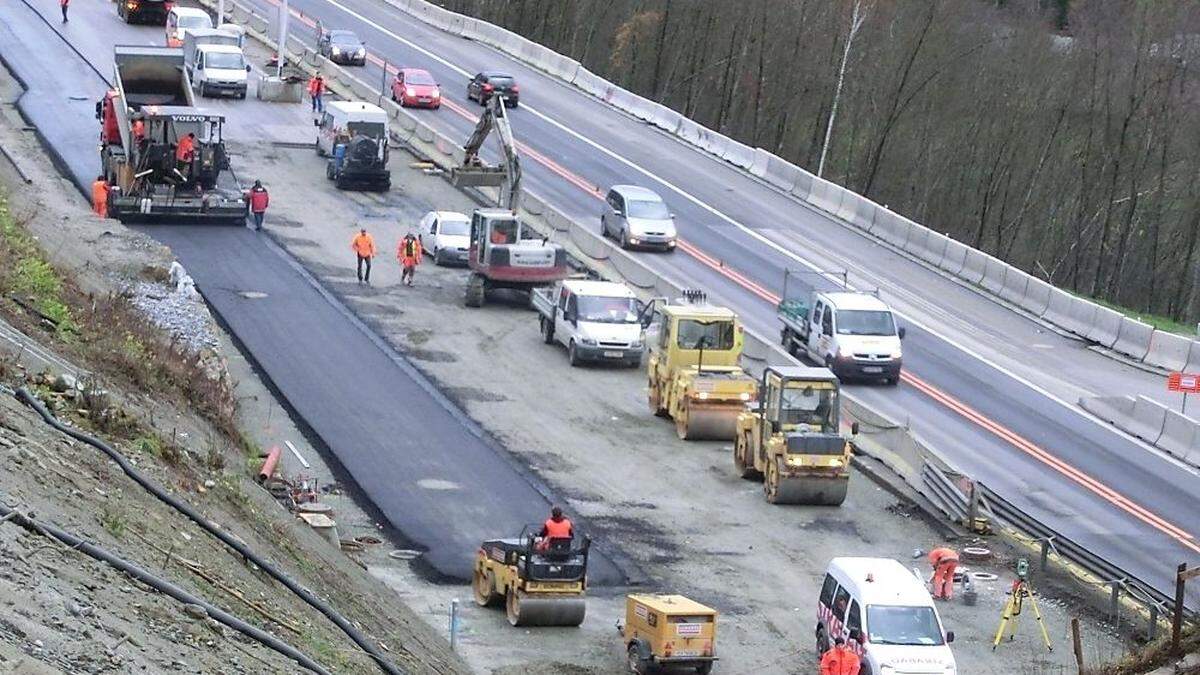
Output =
[{"x1": 451, "y1": 96, "x2": 522, "y2": 211}]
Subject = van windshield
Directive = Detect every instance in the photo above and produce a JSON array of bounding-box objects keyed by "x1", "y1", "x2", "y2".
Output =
[
  {"x1": 439, "y1": 219, "x2": 469, "y2": 236},
  {"x1": 577, "y1": 296, "x2": 639, "y2": 324},
  {"x1": 179, "y1": 15, "x2": 212, "y2": 29},
  {"x1": 206, "y1": 52, "x2": 244, "y2": 70},
  {"x1": 836, "y1": 309, "x2": 896, "y2": 336},
  {"x1": 867, "y1": 605, "x2": 945, "y2": 646},
  {"x1": 626, "y1": 199, "x2": 670, "y2": 219},
  {"x1": 347, "y1": 121, "x2": 384, "y2": 139}
]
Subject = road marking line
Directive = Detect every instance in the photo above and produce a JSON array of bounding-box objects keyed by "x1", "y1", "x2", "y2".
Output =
[{"x1": 262, "y1": 0, "x2": 1199, "y2": 548}]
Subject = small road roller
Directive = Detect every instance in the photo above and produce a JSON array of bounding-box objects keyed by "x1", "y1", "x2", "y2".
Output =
[
  {"x1": 472, "y1": 532, "x2": 590, "y2": 627},
  {"x1": 619, "y1": 594, "x2": 718, "y2": 674}
]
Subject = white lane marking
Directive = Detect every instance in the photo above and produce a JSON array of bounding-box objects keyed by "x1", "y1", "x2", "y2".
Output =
[{"x1": 314, "y1": 0, "x2": 1181, "y2": 469}]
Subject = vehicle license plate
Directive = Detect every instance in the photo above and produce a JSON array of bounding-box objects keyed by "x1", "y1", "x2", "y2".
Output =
[
  {"x1": 863, "y1": 366, "x2": 883, "y2": 373},
  {"x1": 604, "y1": 351, "x2": 623, "y2": 358}
]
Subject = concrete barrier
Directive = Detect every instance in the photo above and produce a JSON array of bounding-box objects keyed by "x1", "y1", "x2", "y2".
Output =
[
  {"x1": 1079, "y1": 395, "x2": 1137, "y2": 427},
  {"x1": 567, "y1": 223, "x2": 609, "y2": 260},
  {"x1": 1143, "y1": 330, "x2": 1191, "y2": 372},
  {"x1": 1157, "y1": 409, "x2": 1198, "y2": 463},
  {"x1": 1111, "y1": 317, "x2": 1153, "y2": 360},
  {"x1": 835, "y1": 191, "x2": 862, "y2": 223},
  {"x1": 1128, "y1": 395, "x2": 1168, "y2": 444},
  {"x1": 791, "y1": 169, "x2": 814, "y2": 201},
  {"x1": 720, "y1": 140, "x2": 757, "y2": 170},
  {"x1": 1084, "y1": 306, "x2": 1123, "y2": 348},
  {"x1": 761, "y1": 155, "x2": 800, "y2": 192},
  {"x1": 917, "y1": 232, "x2": 951, "y2": 268},
  {"x1": 571, "y1": 68, "x2": 609, "y2": 99},
  {"x1": 807, "y1": 178, "x2": 844, "y2": 217},
  {"x1": 844, "y1": 193, "x2": 876, "y2": 232},
  {"x1": 901, "y1": 226, "x2": 928, "y2": 259},
  {"x1": 979, "y1": 255, "x2": 1009, "y2": 296},
  {"x1": 1041, "y1": 288, "x2": 1074, "y2": 325},
  {"x1": 873, "y1": 211, "x2": 912, "y2": 249},
  {"x1": 1019, "y1": 277, "x2": 1053, "y2": 316},
  {"x1": 958, "y1": 249, "x2": 988, "y2": 285},
  {"x1": 1186, "y1": 339, "x2": 1200, "y2": 373},
  {"x1": 938, "y1": 239, "x2": 969, "y2": 276},
  {"x1": 1060, "y1": 297, "x2": 1098, "y2": 337},
  {"x1": 749, "y1": 149, "x2": 772, "y2": 179},
  {"x1": 610, "y1": 250, "x2": 660, "y2": 289},
  {"x1": 998, "y1": 267, "x2": 1029, "y2": 307}
]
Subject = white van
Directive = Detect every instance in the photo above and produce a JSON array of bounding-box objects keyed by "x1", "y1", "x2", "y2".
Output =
[
  {"x1": 531, "y1": 279, "x2": 648, "y2": 367},
  {"x1": 184, "y1": 30, "x2": 249, "y2": 98},
  {"x1": 166, "y1": 7, "x2": 213, "y2": 48},
  {"x1": 817, "y1": 557, "x2": 957, "y2": 675}
]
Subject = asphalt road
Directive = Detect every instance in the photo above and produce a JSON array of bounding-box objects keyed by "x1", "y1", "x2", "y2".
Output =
[
  {"x1": 0, "y1": 0, "x2": 625, "y2": 584},
  {"x1": 234, "y1": 0, "x2": 1200, "y2": 606}
]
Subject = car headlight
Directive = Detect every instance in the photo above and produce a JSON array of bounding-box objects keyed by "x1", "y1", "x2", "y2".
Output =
[
  {"x1": 580, "y1": 337, "x2": 597, "y2": 346},
  {"x1": 891, "y1": 349, "x2": 902, "y2": 359},
  {"x1": 697, "y1": 392, "x2": 709, "y2": 400},
  {"x1": 356, "y1": 48, "x2": 365, "y2": 56},
  {"x1": 628, "y1": 237, "x2": 640, "y2": 244},
  {"x1": 405, "y1": 87, "x2": 416, "y2": 96},
  {"x1": 331, "y1": 47, "x2": 341, "y2": 54},
  {"x1": 432, "y1": 90, "x2": 441, "y2": 98},
  {"x1": 739, "y1": 392, "x2": 751, "y2": 401}
]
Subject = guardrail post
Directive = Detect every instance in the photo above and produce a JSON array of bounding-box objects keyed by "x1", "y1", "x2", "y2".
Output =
[
  {"x1": 1107, "y1": 580, "x2": 1122, "y2": 626},
  {"x1": 1039, "y1": 537, "x2": 1052, "y2": 571},
  {"x1": 1148, "y1": 603, "x2": 1159, "y2": 640},
  {"x1": 1173, "y1": 562, "x2": 1189, "y2": 654},
  {"x1": 449, "y1": 598, "x2": 459, "y2": 650}
]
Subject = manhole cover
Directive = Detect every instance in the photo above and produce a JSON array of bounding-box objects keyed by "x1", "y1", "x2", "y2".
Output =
[
  {"x1": 417, "y1": 478, "x2": 460, "y2": 491},
  {"x1": 971, "y1": 572, "x2": 999, "y2": 581},
  {"x1": 388, "y1": 549, "x2": 422, "y2": 560},
  {"x1": 238, "y1": 291, "x2": 269, "y2": 299}
]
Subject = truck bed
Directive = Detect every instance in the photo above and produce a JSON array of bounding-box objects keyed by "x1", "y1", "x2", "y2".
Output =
[
  {"x1": 777, "y1": 299, "x2": 809, "y2": 330},
  {"x1": 530, "y1": 286, "x2": 557, "y2": 319}
]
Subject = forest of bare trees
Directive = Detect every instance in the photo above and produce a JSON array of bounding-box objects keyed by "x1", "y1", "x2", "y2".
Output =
[{"x1": 442, "y1": 0, "x2": 1200, "y2": 325}]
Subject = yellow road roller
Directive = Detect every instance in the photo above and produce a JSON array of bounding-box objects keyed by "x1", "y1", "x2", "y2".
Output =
[
  {"x1": 620, "y1": 594, "x2": 718, "y2": 674},
  {"x1": 472, "y1": 532, "x2": 589, "y2": 627},
  {"x1": 733, "y1": 365, "x2": 857, "y2": 505},
  {"x1": 646, "y1": 290, "x2": 757, "y2": 440}
]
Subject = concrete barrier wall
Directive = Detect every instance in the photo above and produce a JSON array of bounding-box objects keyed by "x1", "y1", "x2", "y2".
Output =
[
  {"x1": 1128, "y1": 395, "x2": 1168, "y2": 444},
  {"x1": 1084, "y1": 306, "x2": 1124, "y2": 348},
  {"x1": 1144, "y1": 330, "x2": 1191, "y2": 371},
  {"x1": 1061, "y1": 297, "x2": 1098, "y2": 337},
  {"x1": 998, "y1": 267, "x2": 1029, "y2": 307},
  {"x1": 979, "y1": 256, "x2": 1009, "y2": 296},
  {"x1": 958, "y1": 249, "x2": 988, "y2": 285},
  {"x1": 1185, "y1": 340, "x2": 1200, "y2": 373},
  {"x1": 1111, "y1": 318, "x2": 1154, "y2": 361},
  {"x1": 938, "y1": 239, "x2": 968, "y2": 276},
  {"x1": 874, "y1": 210, "x2": 912, "y2": 248},
  {"x1": 914, "y1": 231, "x2": 950, "y2": 268},
  {"x1": 1157, "y1": 410, "x2": 1199, "y2": 463},
  {"x1": 1081, "y1": 395, "x2": 1200, "y2": 469},
  {"x1": 1020, "y1": 277, "x2": 1053, "y2": 317},
  {"x1": 1079, "y1": 395, "x2": 1137, "y2": 427}
]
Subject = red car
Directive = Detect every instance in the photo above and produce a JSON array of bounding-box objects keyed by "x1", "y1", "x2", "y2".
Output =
[{"x1": 391, "y1": 68, "x2": 441, "y2": 109}]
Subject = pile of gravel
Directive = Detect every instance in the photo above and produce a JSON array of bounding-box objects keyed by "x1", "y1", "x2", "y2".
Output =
[{"x1": 127, "y1": 274, "x2": 219, "y2": 354}]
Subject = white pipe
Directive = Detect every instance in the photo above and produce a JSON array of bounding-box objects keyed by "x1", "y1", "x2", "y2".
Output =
[{"x1": 276, "y1": 0, "x2": 289, "y2": 78}]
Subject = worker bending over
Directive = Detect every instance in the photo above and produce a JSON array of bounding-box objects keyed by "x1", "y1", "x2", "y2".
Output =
[
  {"x1": 820, "y1": 636, "x2": 861, "y2": 675},
  {"x1": 536, "y1": 506, "x2": 573, "y2": 551},
  {"x1": 928, "y1": 546, "x2": 959, "y2": 600},
  {"x1": 397, "y1": 232, "x2": 422, "y2": 286}
]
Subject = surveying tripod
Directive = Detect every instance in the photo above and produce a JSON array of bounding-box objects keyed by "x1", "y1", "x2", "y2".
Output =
[{"x1": 992, "y1": 559, "x2": 1052, "y2": 652}]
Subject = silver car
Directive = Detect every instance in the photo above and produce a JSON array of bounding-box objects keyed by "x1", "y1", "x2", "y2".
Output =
[{"x1": 600, "y1": 185, "x2": 677, "y2": 252}]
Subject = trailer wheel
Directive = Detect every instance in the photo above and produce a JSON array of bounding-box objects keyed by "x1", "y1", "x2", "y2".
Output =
[{"x1": 626, "y1": 641, "x2": 653, "y2": 674}]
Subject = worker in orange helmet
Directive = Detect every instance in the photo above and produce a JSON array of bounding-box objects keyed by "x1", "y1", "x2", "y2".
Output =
[
  {"x1": 350, "y1": 227, "x2": 376, "y2": 284},
  {"x1": 91, "y1": 175, "x2": 109, "y2": 218},
  {"x1": 397, "y1": 232, "x2": 422, "y2": 286},
  {"x1": 536, "y1": 506, "x2": 573, "y2": 552},
  {"x1": 820, "y1": 636, "x2": 861, "y2": 675},
  {"x1": 928, "y1": 546, "x2": 960, "y2": 600}
]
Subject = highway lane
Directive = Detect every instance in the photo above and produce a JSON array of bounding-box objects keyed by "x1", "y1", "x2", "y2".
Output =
[
  {"x1": 241, "y1": 0, "x2": 1200, "y2": 604},
  {"x1": 0, "y1": 0, "x2": 628, "y2": 584}
]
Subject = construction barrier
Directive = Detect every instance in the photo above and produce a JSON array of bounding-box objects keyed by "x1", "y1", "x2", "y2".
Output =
[
  {"x1": 1041, "y1": 288, "x2": 1075, "y2": 328},
  {"x1": 1186, "y1": 339, "x2": 1200, "y2": 373},
  {"x1": 1157, "y1": 410, "x2": 1199, "y2": 463},
  {"x1": 938, "y1": 239, "x2": 969, "y2": 276},
  {"x1": 1143, "y1": 330, "x2": 1191, "y2": 372},
  {"x1": 1061, "y1": 297, "x2": 1099, "y2": 338},
  {"x1": 873, "y1": 210, "x2": 912, "y2": 249},
  {"x1": 1019, "y1": 277, "x2": 1053, "y2": 316},
  {"x1": 1084, "y1": 306, "x2": 1123, "y2": 348},
  {"x1": 1111, "y1": 317, "x2": 1154, "y2": 361},
  {"x1": 901, "y1": 226, "x2": 929, "y2": 260},
  {"x1": 806, "y1": 178, "x2": 844, "y2": 217},
  {"x1": 567, "y1": 223, "x2": 610, "y2": 261},
  {"x1": 844, "y1": 192, "x2": 877, "y2": 232},
  {"x1": 1128, "y1": 395, "x2": 1168, "y2": 444},
  {"x1": 761, "y1": 155, "x2": 800, "y2": 192},
  {"x1": 958, "y1": 249, "x2": 988, "y2": 285},
  {"x1": 1079, "y1": 395, "x2": 1137, "y2": 427},
  {"x1": 997, "y1": 267, "x2": 1029, "y2": 307},
  {"x1": 720, "y1": 140, "x2": 757, "y2": 171},
  {"x1": 790, "y1": 169, "x2": 814, "y2": 201},
  {"x1": 979, "y1": 255, "x2": 1009, "y2": 296},
  {"x1": 610, "y1": 250, "x2": 659, "y2": 289},
  {"x1": 917, "y1": 232, "x2": 951, "y2": 268}
]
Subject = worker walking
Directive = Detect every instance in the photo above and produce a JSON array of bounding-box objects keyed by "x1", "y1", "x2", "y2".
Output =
[
  {"x1": 929, "y1": 547, "x2": 960, "y2": 600},
  {"x1": 397, "y1": 232, "x2": 422, "y2": 286},
  {"x1": 820, "y1": 637, "x2": 861, "y2": 675},
  {"x1": 308, "y1": 74, "x2": 326, "y2": 113},
  {"x1": 351, "y1": 228, "x2": 376, "y2": 284},
  {"x1": 247, "y1": 180, "x2": 269, "y2": 230},
  {"x1": 536, "y1": 506, "x2": 573, "y2": 551},
  {"x1": 60, "y1": 0, "x2": 69, "y2": 22},
  {"x1": 91, "y1": 175, "x2": 109, "y2": 218},
  {"x1": 175, "y1": 132, "x2": 196, "y2": 178}
]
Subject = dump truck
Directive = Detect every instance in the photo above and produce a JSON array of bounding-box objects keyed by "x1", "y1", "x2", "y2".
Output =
[
  {"x1": 778, "y1": 270, "x2": 904, "y2": 385},
  {"x1": 96, "y1": 46, "x2": 245, "y2": 224},
  {"x1": 646, "y1": 290, "x2": 757, "y2": 440},
  {"x1": 620, "y1": 594, "x2": 718, "y2": 674},
  {"x1": 733, "y1": 365, "x2": 857, "y2": 505},
  {"x1": 473, "y1": 530, "x2": 590, "y2": 627},
  {"x1": 464, "y1": 209, "x2": 567, "y2": 307}
]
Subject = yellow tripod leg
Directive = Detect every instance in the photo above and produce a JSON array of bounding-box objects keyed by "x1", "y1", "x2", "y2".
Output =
[
  {"x1": 992, "y1": 593, "x2": 1015, "y2": 650},
  {"x1": 1028, "y1": 592, "x2": 1054, "y2": 652}
]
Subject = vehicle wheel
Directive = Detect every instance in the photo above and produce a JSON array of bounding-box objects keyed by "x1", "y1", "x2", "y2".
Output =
[
  {"x1": 675, "y1": 403, "x2": 690, "y2": 440},
  {"x1": 695, "y1": 662, "x2": 713, "y2": 675},
  {"x1": 505, "y1": 589, "x2": 524, "y2": 627},
  {"x1": 600, "y1": 214, "x2": 608, "y2": 238},
  {"x1": 325, "y1": 162, "x2": 334, "y2": 180},
  {"x1": 886, "y1": 374, "x2": 900, "y2": 386},
  {"x1": 627, "y1": 643, "x2": 652, "y2": 674},
  {"x1": 735, "y1": 432, "x2": 761, "y2": 480},
  {"x1": 465, "y1": 273, "x2": 486, "y2": 308},
  {"x1": 568, "y1": 340, "x2": 582, "y2": 367},
  {"x1": 238, "y1": 91, "x2": 247, "y2": 100},
  {"x1": 764, "y1": 461, "x2": 780, "y2": 503},
  {"x1": 540, "y1": 316, "x2": 555, "y2": 344},
  {"x1": 199, "y1": 84, "x2": 209, "y2": 97},
  {"x1": 619, "y1": 228, "x2": 631, "y2": 250},
  {"x1": 433, "y1": 248, "x2": 445, "y2": 266},
  {"x1": 316, "y1": 143, "x2": 325, "y2": 157},
  {"x1": 648, "y1": 384, "x2": 668, "y2": 417},
  {"x1": 509, "y1": 101, "x2": 519, "y2": 109},
  {"x1": 472, "y1": 568, "x2": 500, "y2": 607}
]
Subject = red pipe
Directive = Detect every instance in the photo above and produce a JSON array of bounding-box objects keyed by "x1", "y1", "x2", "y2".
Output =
[{"x1": 257, "y1": 446, "x2": 281, "y2": 484}]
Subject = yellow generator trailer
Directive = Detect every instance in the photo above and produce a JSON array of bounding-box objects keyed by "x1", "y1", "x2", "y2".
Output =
[
  {"x1": 733, "y1": 365, "x2": 857, "y2": 505},
  {"x1": 646, "y1": 290, "x2": 757, "y2": 440},
  {"x1": 472, "y1": 532, "x2": 589, "y2": 627},
  {"x1": 620, "y1": 594, "x2": 718, "y2": 674}
]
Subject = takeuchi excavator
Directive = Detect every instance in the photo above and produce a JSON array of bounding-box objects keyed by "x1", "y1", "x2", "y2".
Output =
[
  {"x1": 450, "y1": 93, "x2": 521, "y2": 211},
  {"x1": 96, "y1": 46, "x2": 245, "y2": 223}
]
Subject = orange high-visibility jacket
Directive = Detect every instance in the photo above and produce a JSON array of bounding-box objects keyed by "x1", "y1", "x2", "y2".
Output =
[
  {"x1": 175, "y1": 135, "x2": 195, "y2": 162},
  {"x1": 351, "y1": 232, "x2": 376, "y2": 257},
  {"x1": 541, "y1": 517, "x2": 573, "y2": 539},
  {"x1": 91, "y1": 180, "x2": 109, "y2": 217},
  {"x1": 397, "y1": 237, "x2": 422, "y2": 265},
  {"x1": 820, "y1": 646, "x2": 861, "y2": 675},
  {"x1": 929, "y1": 547, "x2": 959, "y2": 567}
]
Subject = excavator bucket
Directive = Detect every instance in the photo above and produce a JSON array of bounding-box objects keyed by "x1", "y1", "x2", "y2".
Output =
[
  {"x1": 771, "y1": 475, "x2": 849, "y2": 506},
  {"x1": 677, "y1": 406, "x2": 741, "y2": 441},
  {"x1": 449, "y1": 166, "x2": 507, "y2": 188},
  {"x1": 506, "y1": 592, "x2": 587, "y2": 627}
]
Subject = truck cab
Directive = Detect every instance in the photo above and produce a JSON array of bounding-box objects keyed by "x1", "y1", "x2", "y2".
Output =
[
  {"x1": 532, "y1": 279, "x2": 648, "y2": 367},
  {"x1": 185, "y1": 30, "x2": 248, "y2": 99},
  {"x1": 316, "y1": 101, "x2": 390, "y2": 191}
]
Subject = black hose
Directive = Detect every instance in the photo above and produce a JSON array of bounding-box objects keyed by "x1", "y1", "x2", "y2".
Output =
[
  {"x1": 0, "y1": 502, "x2": 331, "y2": 675},
  {"x1": 15, "y1": 387, "x2": 403, "y2": 675}
]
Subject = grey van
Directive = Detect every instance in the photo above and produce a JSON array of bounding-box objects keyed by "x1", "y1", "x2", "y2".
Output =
[{"x1": 600, "y1": 185, "x2": 677, "y2": 252}]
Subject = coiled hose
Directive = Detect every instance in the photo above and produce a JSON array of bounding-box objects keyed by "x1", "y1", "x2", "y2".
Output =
[
  {"x1": 0, "y1": 502, "x2": 331, "y2": 674},
  {"x1": 15, "y1": 387, "x2": 403, "y2": 674}
]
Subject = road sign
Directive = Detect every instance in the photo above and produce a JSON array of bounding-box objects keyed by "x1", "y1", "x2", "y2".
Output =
[{"x1": 1167, "y1": 373, "x2": 1200, "y2": 393}]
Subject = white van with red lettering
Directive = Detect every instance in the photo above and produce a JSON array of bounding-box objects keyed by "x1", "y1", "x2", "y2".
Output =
[{"x1": 817, "y1": 557, "x2": 957, "y2": 675}]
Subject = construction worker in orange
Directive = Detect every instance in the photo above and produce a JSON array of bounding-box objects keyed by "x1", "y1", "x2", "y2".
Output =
[
  {"x1": 536, "y1": 506, "x2": 573, "y2": 552},
  {"x1": 397, "y1": 232, "x2": 422, "y2": 286},
  {"x1": 175, "y1": 132, "x2": 196, "y2": 178},
  {"x1": 820, "y1": 636, "x2": 861, "y2": 675},
  {"x1": 308, "y1": 73, "x2": 326, "y2": 113},
  {"x1": 929, "y1": 546, "x2": 960, "y2": 600},
  {"x1": 91, "y1": 175, "x2": 109, "y2": 218},
  {"x1": 351, "y1": 228, "x2": 376, "y2": 284}
]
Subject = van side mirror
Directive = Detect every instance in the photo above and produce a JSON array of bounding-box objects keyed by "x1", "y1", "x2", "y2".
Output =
[
  {"x1": 898, "y1": 326, "x2": 906, "y2": 339},
  {"x1": 246, "y1": 64, "x2": 252, "y2": 72},
  {"x1": 849, "y1": 629, "x2": 863, "y2": 643},
  {"x1": 612, "y1": 209, "x2": 623, "y2": 217},
  {"x1": 945, "y1": 630, "x2": 955, "y2": 643},
  {"x1": 313, "y1": 119, "x2": 321, "y2": 126},
  {"x1": 669, "y1": 212, "x2": 676, "y2": 219},
  {"x1": 851, "y1": 422, "x2": 859, "y2": 436}
]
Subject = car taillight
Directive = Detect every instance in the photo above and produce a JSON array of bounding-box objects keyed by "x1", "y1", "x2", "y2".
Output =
[
  {"x1": 664, "y1": 641, "x2": 673, "y2": 657},
  {"x1": 703, "y1": 640, "x2": 712, "y2": 656},
  {"x1": 483, "y1": 84, "x2": 493, "y2": 91},
  {"x1": 511, "y1": 85, "x2": 520, "y2": 92}
]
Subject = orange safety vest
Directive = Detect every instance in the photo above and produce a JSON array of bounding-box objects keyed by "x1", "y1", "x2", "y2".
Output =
[
  {"x1": 308, "y1": 77, "x2": 325, "y2": 96},
  {"x1": 175, "y1": 136, "x2": 195, "y2": 162},
  {"x1": 820, "y1": 646, "x2": 861, "y2": 675},
  {"x1": 398, "y1": 237, "x2": 421, "y2": 264},
  {"x1": 542, "y1": 517, "x2": 572, "y2": 539},
  {"x1": 132, "y1": 119, "x2": 145, "y2": 140},
  {"x1": 91, "y1": 180, "x2": 109, "y2": 217},
  {"x1": 351, "y1": 233, "x2": 376, "y2": 257}
]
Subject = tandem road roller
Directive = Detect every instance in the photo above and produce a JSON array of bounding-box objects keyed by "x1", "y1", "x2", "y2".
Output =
[
  {"x1": 733, "y1": 365, "x2": 858, "y2": 505},
  {"x1": 473, "y1": 531, "x2": 591, "y2": 627},
  {"x1": 646, "y1": 290, "x2": 758, "y2": 440}
]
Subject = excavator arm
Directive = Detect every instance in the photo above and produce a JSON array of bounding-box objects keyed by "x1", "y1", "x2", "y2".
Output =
[{"x1": 451, "y1": 95, "x2": 522, "y2": 212}]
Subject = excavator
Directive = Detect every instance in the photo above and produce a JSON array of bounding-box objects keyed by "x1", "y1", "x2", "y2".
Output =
[
  {"x1": 452, "y1": 92, "x2": 566, "y2": 307},
  {"x1": 733, "y1": 365, "x2": 857, "y2": 505}
]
